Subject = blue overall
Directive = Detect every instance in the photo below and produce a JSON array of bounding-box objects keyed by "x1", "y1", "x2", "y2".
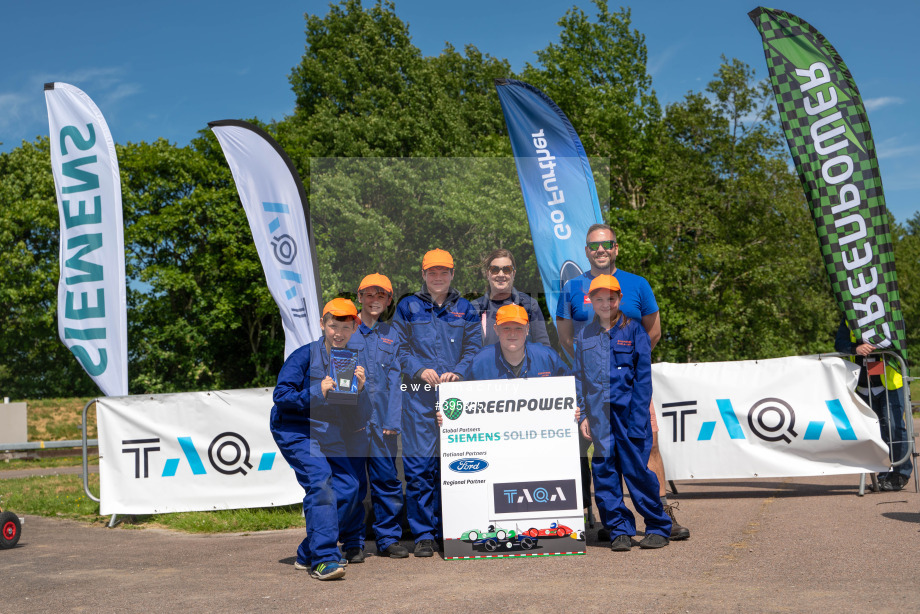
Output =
[
  {"x1": 394, "y1": 287, "x2": 481, "y2": 542},
  {"x1": 353, "y1": 319, "x2": 405, "y2": 551},
  {"x1": 574, "y1": 317, "x2": 670, "y2": 540},
  {"x1": 269, "y1": 338, "x2": 369, "y2": 568},
  {"x1": 462, "y1": 341, "x2": 569, "y2": 381},
  {"x1": 556, "y1": 269, "x2": 659, "y2": 343},
  {"x1": 471, "y1": 289, "x2": 551, "y2": 347}
]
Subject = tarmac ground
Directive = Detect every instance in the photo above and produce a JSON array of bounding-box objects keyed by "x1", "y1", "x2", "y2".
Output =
[{"x1": 2, "y1": 473, "x2": 919, "y2": 613}]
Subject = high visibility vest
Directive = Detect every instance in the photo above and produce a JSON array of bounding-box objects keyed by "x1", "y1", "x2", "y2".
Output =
[{"x1": 847, "y1": 327, "x2": 903, "y2": 390}]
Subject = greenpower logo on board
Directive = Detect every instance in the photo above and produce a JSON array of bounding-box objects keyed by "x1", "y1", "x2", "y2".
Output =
[{"x1": 442, "y1": 398, "x2": 463, "y2": 421}]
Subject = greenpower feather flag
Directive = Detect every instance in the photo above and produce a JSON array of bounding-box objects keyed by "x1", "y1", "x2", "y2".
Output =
[{"x1": 750, "y1": 7, "x2": 907, "y2": 360}]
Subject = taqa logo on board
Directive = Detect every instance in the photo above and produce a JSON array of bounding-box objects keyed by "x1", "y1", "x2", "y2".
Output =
[{"x1": 448, "y1": 458, "x2": 489, "y2": 474}]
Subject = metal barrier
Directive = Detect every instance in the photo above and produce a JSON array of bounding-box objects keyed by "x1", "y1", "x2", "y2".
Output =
[
  {"x1": 819, "y1": 351, "x2": 917, "y2": 496},
  {"x1": 1, "y1": 439, "x2": 97, "y2": 451},
  {"x1": 81, "y1": 399, "x2": 101, "y2": 504}
]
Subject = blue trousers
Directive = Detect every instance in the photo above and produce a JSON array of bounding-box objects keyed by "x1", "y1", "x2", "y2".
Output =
[
  {"x1": 401, "y1": 389, "x2": 440, "y2": 542},
  {"x1": 342, "y1": 425, "x2": 370, "y2": 550},
  {"x1": 270, "y1": 408, "x2": 362, "y2": 568},
  {"x1": 367, "y1": 428, "x2": 405, "y2": 550},
  {"x1": 861, "y1": 387, "x2": 913, "y2": 480},
  {"x1": 590, "y1": 405, "x2": 671, "y2": 539}
]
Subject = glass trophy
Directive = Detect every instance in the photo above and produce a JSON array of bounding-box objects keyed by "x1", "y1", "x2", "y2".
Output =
[{"x1": 328, "y1": 348, "x2": 359, "y2": 405}]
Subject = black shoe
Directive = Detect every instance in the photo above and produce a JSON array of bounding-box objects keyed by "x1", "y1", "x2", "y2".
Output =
[
  {"x1": 610, "y1": 534, "x2": 633, "y2": 551},
  {"x1": 639, "y1": 533, "x2": 669, "y2": 549},
  {"x1": 344, "y1": 547, "x2": 365, "y2": 563},
  {"x1": 663, "y1": 503, "x2": 690, "y2": 540},
  {"x1": 414, "y1": 539, "x2": 435, "y2": 557},
  {"x1": 889, "y1": 475, "x2": 910, "y2": 491},
  {"x1": 381, "y1": 543, "x2": 409, "y2": 559},
  {"x1": 597, "y1": 528, "x2": 610, "y2": 542},
  {"x1": 878, "y1": 477, "x2": 894, "y2": 491}
]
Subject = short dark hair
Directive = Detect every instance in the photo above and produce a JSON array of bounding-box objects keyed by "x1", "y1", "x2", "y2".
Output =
[{"x1": 586, "y1": 223, "x2": 616, "y2": 242}]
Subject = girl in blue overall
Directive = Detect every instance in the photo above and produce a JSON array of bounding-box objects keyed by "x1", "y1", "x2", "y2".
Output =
[{"x1": 574, "y1": 275, "x2": 671, "y2": 550}]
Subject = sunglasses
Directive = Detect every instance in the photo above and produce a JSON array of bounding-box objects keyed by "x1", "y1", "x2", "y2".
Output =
[
  {"x1": 587, "y1": 240, "x2": 615, "y2": 251},
  {"x1": 488, "y1": 265, "x2": 515, "y2": 275}
]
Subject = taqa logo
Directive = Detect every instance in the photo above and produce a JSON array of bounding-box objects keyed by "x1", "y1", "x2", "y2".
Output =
[
  {"x1": 121, "y1": 431, "x2": 276, "y2": 479},
  {"x1": 442, "y1": 397, "x2": 464, "y2": 420},
  {"x1": 448, "y1": 458, "x2": 489, "y2": 474}
]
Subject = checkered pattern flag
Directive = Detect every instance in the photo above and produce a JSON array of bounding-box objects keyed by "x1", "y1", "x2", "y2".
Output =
[{"x1": 749, "y1": 7, "x2": 907, "y2": 361}]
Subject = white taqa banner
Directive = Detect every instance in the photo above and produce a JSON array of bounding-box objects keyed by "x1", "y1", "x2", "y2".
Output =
[
  {"x1": 96, "y1": 388, "x2": 302, "y2": 515},
  {"x1": 44, "y1": 82, "x2": 128, "y2": 396},
  {"x1": 652, "y1": 356, "x2": 890, "y2": 480},
  {"x1": 438, "y1": 377, "x2": 586, "y2": 560},
  {"x1": 209, "y1": 121, "x2": 321, "y2": 359}
]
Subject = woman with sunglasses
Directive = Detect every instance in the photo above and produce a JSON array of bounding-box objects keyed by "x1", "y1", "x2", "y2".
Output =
[{"x1": 472, "y1": 249, "x2": 550, "y2": 347}]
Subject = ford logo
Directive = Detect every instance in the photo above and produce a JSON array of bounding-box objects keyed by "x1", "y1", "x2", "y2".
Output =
[{"x1": 448, "y1": 458, "x2": 489, "y2": 474}]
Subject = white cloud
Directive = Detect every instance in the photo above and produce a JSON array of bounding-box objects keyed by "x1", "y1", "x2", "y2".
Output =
[
  {"x1": 0, "y1": 92, "x2": 31, "y2": 129},
  {"x1": 647, "y1": 43, "x2": 681, "y2": 78},
  {"x1": 0, "y1": 67, "x2": 140, "y2": 148},
  {"x1": 876, "y1": 139, "x2": 920, "y2": 160},
  {"x1": 864, "y1": 96, "x2": 905, "y2": 112}
]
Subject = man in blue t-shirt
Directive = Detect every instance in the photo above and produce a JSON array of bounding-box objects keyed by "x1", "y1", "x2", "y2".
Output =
[{"x1": 556, "y1": 223, "x2": 689, "y2": 541}]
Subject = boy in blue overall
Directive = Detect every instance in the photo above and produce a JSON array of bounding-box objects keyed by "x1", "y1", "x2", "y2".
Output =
[
  {"x1": 463, "y1": 304, "x2": 568, "y2": 381},
  {"x1": 574, "y1": 275, "x2": 671, "y2": 551},
  {"x1": 393, "y1": 249, "x2": 481, "y2": 556},
  {"x1": 352, "y1": 273, "x2": 410, "y2": 559},
  {"x1": 270, "y1": 298, "x2": 368, "y2": 580}
]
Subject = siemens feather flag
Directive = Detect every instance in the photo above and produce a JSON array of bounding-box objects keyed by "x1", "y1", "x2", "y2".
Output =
[
  {"x1": 495, "y1": 79, "x2": 604, "y2": 322},
  {"x1": 45, "y1": 82, "x2": 128, "y2": 397},
  {"x1": 750, "y1": 8, "x2": 907, "y2": 360},
  {"x1": 210, "y1": 121, "x2": 322, "y2": 359}
]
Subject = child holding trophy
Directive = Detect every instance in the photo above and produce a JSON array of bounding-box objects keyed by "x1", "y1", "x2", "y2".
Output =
[{"x1": 269, "y1": 298, "x2": 368, "y2": 580}]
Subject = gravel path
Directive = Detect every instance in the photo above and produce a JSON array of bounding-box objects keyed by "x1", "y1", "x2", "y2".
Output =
[{"x1": 1, "y1": 474, "x2": 918, "y2": 612}]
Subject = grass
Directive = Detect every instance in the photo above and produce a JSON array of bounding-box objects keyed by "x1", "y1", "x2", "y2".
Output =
[
  {"x1": 1, "y1": 454, "x2": 95, "y2": 471},
  {"x1": 1, "y1": 474, "x2": 101, "y2": 521},
  {"x1": 24, "y1": 397, "x2": 97, "y2": 441},
  {"x1": 0, "y1": 473, "x2": 305, "y2": 533}
]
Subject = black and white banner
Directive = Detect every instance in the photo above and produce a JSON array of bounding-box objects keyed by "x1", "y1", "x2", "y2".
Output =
[
  {"x1": 652, "y1": 356, "x2": 889, "y2": 479},
  {"x1": 44, "y1": 82, "x2": 128, "y2": 397},
  {"x1": 96, "y1": 388, "x2": 301, "y2": 515},
  {"x1": 210, "y1": 121, "x2": 322, "y2": 358}
]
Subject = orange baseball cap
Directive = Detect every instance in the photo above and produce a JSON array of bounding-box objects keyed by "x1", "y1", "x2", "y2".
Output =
[
  {"x1": 422, "y1": 248, "x2": 454, "y2": 270},
  {"x1": 322, "y1": 297, "x2": 358, "y2": 320},
  {"x1": 358, "y1": 273, "x2": 393, "y2": 294},
  {"x1": 588, "y1": 274, "x2": 621, "y2": 295},
  {"x1": 495, "y1": 304, "x2": 529, "y2": 326}
]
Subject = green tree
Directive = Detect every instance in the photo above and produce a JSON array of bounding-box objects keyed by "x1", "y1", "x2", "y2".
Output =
[
  {"x1": 892, "y1": 213, "x2": 920, "y2": 367},
  {"x1": 0, "y1": 137, "x2": 99, "y2": 398},
  {"x1": 645, "y1": 59, "x2": 838, "y2": 363},
  {"x1": 281, "y1": 0, "x2": 529, "y2": 305},
  {"x1": 284, "y1": 0, "x2": 510, "y2": 160},
  {"x1": 307, "y1": 157, "x2": 535, "y2": 302},
  {"x1": 121, "y1": 135, "x2": 284, "y2": 392}
]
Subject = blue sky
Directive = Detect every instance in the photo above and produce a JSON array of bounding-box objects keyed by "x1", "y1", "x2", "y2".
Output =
[{"x1": 2, "y1": 0, "x2": 917, "y2": 222}]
